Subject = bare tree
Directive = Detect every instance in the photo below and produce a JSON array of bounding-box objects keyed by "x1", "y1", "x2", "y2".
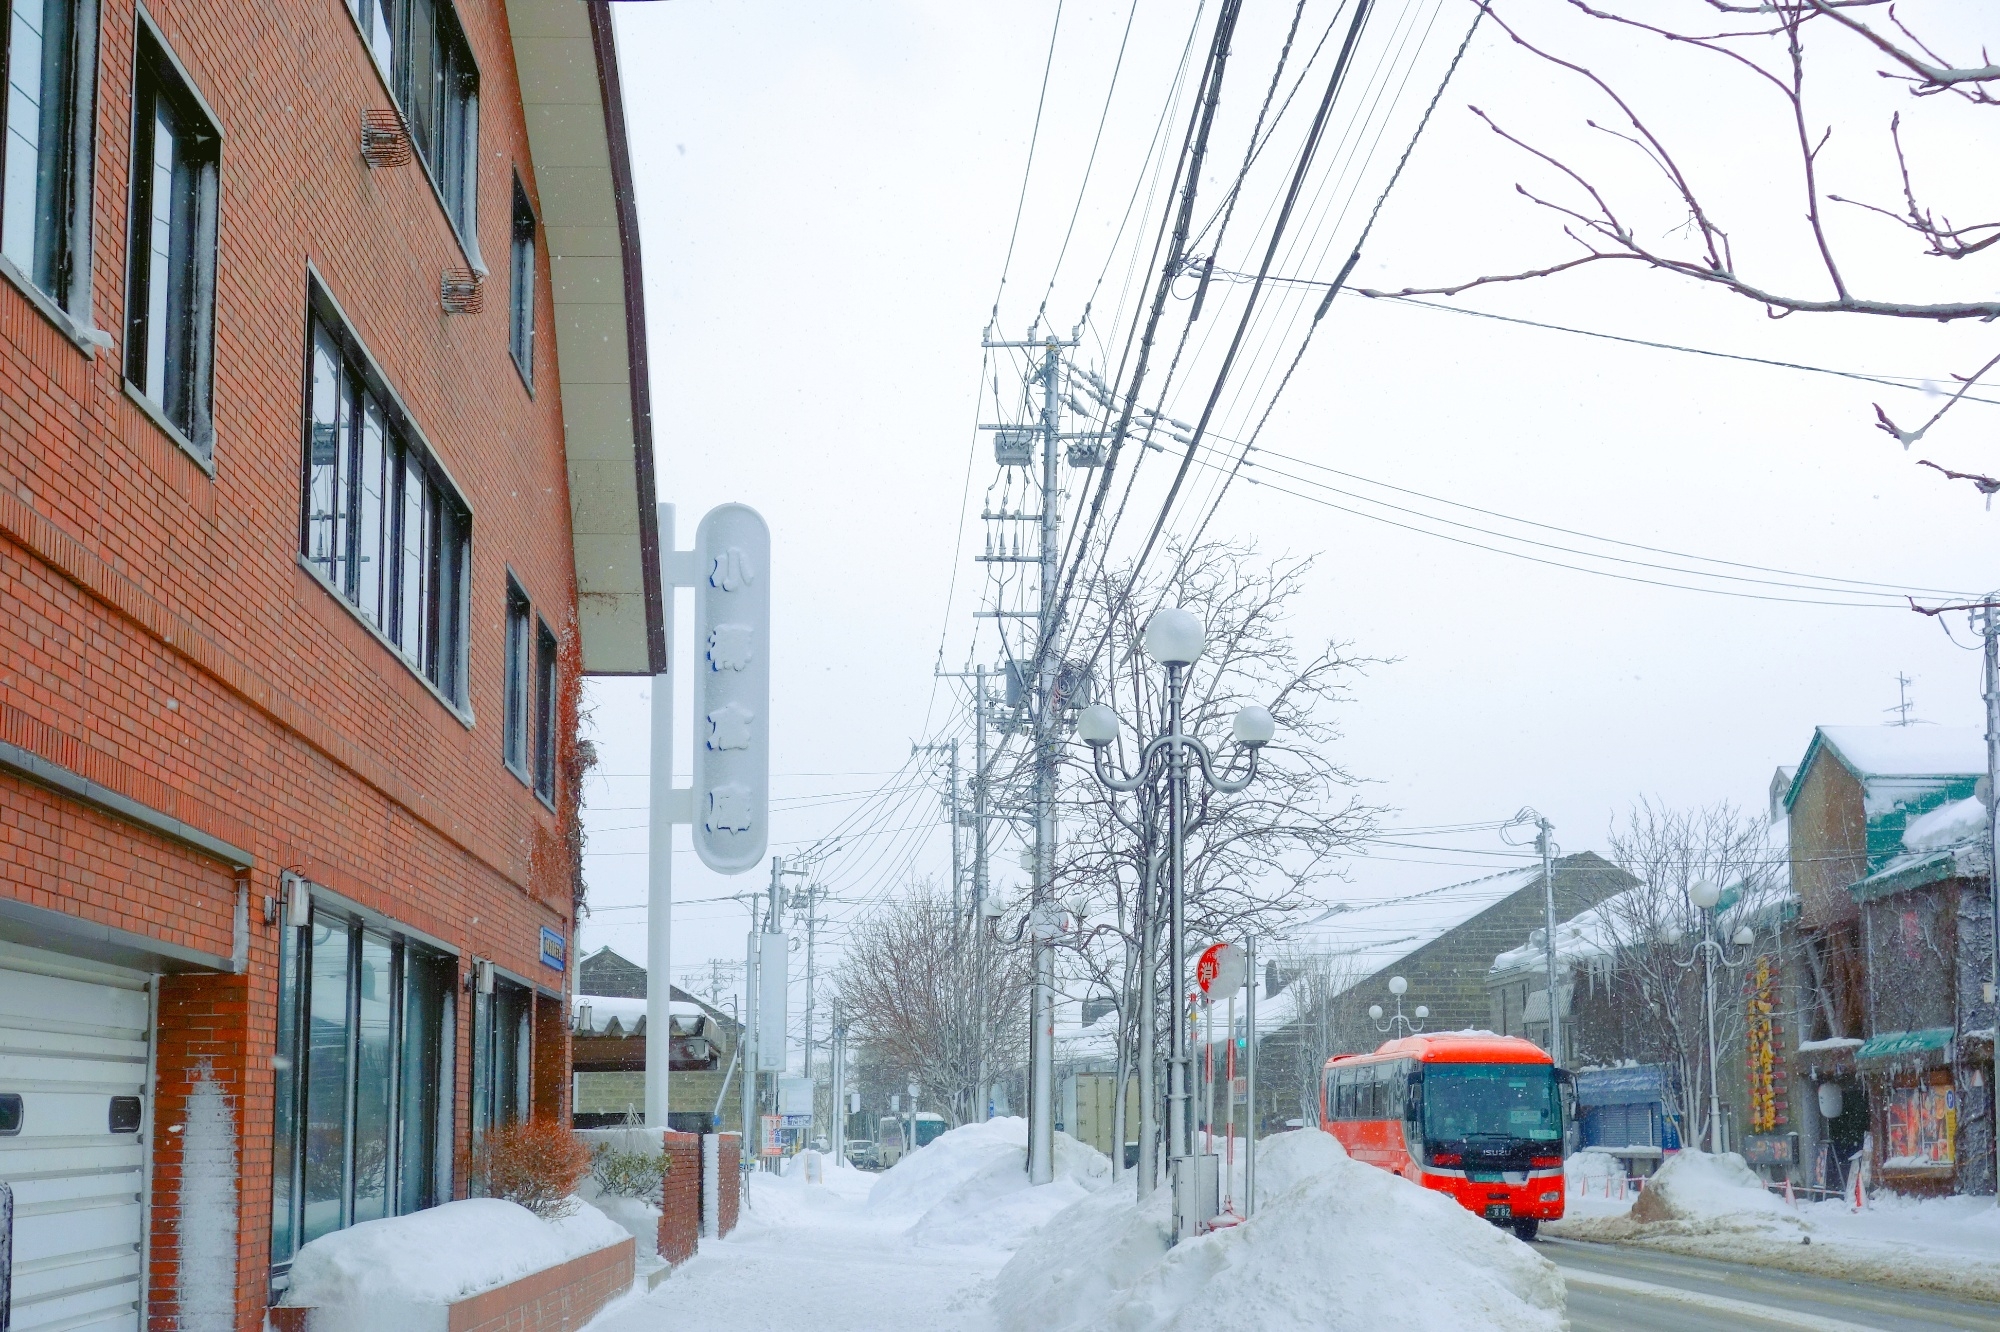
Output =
[
  {"x1": 1048, "y1": 538, "x2": 1379, "y2": 976},
  {"x1": 1261, "y1": 947, "x2": 1367, "y2": 1126},
  {"x1": 1360, "y1": 1, "x2": 2000, "y2": 491},
  {"x1": 833, "y1": 880, "x2": 1032, "y2": 1126},
  {"x1": 1595, "y1": 798, "x2": 1792, "y2": 1149}
]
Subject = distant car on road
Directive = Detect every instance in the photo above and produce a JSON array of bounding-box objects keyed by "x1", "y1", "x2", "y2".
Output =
[{"x1": 844, "y1": 1139, "x2": 879, "y2": 1170}]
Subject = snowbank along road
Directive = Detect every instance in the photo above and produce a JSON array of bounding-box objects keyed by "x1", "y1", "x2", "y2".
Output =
[{"x1": 1551, "y1": 1239, "x2": 2000, "y2": 1332}]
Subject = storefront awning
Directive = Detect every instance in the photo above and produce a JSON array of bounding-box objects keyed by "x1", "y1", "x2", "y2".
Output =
[
  {"x1": 1854, "y1": 1027, "x2": 1954, "y2": 1063},
  {"x1": 1575, "y1": 1064, "x2": 1670, "y2": 1107}
]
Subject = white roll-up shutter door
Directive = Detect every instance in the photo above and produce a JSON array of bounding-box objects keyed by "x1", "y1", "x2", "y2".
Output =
[{"x1": 0, "y1": 940, "x2": 151, "y2": 1331}]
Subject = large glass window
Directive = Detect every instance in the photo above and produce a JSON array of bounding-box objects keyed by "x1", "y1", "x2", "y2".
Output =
[
  {"x1": 532, "y1": 618, "x2": 557, "y2": 803},
  {"x1": 300, "y1": 294, "x2": 472, "y2": 708},
  {"x1": 271, "y1": 908, "x2": 456, "y2": 1281},
  {"x1": 508, "y1": 179, "x2": 534, "y2": 385},
  {"x1": 345, "y1": 0, "x2": 478, "y2": 243},
  {"x1": 1422, "y1": 1064, "x2": 1562, "y2": 1144},
  {"x1": 470, "y1": 976, "x2": 531, "y2": 1145},
  {"x1": 1, "y1": 0, "x2": 88, "y2": 305},
  {"x1": 503, "y1": 579, "x2": 529, "y2": 778},
  {"x1": 124, "y1": 25, "x2": 218, "y2": 456}
]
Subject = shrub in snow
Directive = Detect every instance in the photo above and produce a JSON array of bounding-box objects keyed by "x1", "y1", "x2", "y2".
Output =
[
  {"x1": 994, "y1": 1129, "x2": 1564, "y2": 1332},
  {"x1": 475, "y1": 1119, "x2": 593, "y2": 1219},
  {"x1": 590, "y1": 1141, "x2": 671, "y2": 1199}
]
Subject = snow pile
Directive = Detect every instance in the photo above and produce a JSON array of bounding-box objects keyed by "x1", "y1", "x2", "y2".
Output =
[
  {"x1": 1551, "y1": 1151, "x2": 2000, "y2": 1303},
  {"x1": 868, "y1": 1116, "x2": 1114, "y2": 1249},
  {"x1": 992, "y1": 1129, "x2": 1564, "y2": 1332},
  {"x1": 1900, "y1": 795, "x2": 1986, "y2": 852},
  {"x1": 1627, "y1": 1149, "x2": 1793, "y2": 1228},
  {"x1": 282, "y1": 1198, "x2": 629, "y2": 1332}
]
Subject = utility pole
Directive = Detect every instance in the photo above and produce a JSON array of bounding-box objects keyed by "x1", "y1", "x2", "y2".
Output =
[
  {"x1": 830, "y1": 1005, "x2": 846, "y2": 1166},
  {"x1": 1978, "y1": 602, "x2": 2000, "y2": 1206},
  {"x1": 798, "y1": 880, "x2": 827, "y2": 1083},
  {"x1": 974, "y1": 666, "x2": 991, "y2": 1119},
  {"x1": 913, "y1": 741, "x2": 964, "y2": 919},
  {"x1": 980, "y1": 323, "x2": 1082, "y2": 1183},
  {"x1": 1537, "y1": 817, "x2": 1562, "y2": 1066}
]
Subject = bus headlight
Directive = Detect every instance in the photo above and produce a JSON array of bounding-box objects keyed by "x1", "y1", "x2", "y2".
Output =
[{"x1": 1539, "y1": 1191, "x2": 1560, "y2": 1202}]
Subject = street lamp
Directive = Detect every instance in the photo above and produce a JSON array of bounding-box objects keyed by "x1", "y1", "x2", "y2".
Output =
[
  {"x1": 1368, "y1": 976, "x2": 1428, "y2": 1038},
  {"x1": 1079, "y1": 608, "x2": 1273, "y2": 1237},
  {"x1": 1680, "y1": 880, "x2": 1755, "y2": 1154}
]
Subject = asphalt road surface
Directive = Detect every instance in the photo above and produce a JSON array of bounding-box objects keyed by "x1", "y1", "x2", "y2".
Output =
[{"x1": 1546, "y1": 1238, "x2": 2000, "y2": 1331}]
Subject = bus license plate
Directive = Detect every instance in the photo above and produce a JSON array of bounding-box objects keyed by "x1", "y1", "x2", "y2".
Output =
[{"x1": 1484, "y1": 1203, "x2": 1512, "y2": 1221}]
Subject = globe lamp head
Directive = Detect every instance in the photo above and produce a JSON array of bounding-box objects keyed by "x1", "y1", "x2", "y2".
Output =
[
  {"x1": 1688, "y1": 879, "x2": 1722, "y2": 910},
  {"x1": 1368, "y1": 1005, "x2": 1384, "y2": 1022},
  {"x1": 1388, "y1": 975, "x2": 1408, "y2": 997},
  {"x1": 1076, "y1": 704, "x2": 1120, "y2": 747},
  {"x1": 1143, "y1": 607, "x2": 1205, "y2": 666},
  {"x1": 1232, "y1": 704, "x2": 1276, "y2": 749}
]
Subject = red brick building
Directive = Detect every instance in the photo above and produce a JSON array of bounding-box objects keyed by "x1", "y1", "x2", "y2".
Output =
[{"x1": 0, "y1": 1, "x2": 663, "y2": 1328}]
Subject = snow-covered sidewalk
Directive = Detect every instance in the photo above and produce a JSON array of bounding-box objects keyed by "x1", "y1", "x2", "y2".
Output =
[
  {"x1": 583, "y1": 1119, "x2": 1106, "y2": 1332},
  {"x1": 1550, "y1": 1148, "x2": 2000, "y2": 1305},
  {"x1": 586, "y1": 1118, "x2": 1569, "y2": 1332}
]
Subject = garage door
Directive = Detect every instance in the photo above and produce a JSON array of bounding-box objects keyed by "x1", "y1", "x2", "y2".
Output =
[{"x1": 0, "y1": 941, "x2": 150, "y2": 1332}]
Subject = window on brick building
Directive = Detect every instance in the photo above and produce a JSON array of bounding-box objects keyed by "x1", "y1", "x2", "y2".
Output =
[
  {"x1": 271, "y1": 905, "x2": 456, "y2": 1284},
  {"x1": 470, "y1": 974, "x2": 531, "y2": 1144},
  {"x1": 532, "y1": 616, "x2": 558, "y2": 804},
  {"x1": 300, "y1": 291, "x2": 472, "y2": 710},
  {"x1": 345, "y1": 0, "x2": 479, "y2": 246},
  {"x1": 1, "y1": 0, "x2": 97, "y2": 317},
  {"x1": 508, "y1": 177, "x2": 534, "y2": 385},
  {"x1": 123, "y1": 22, "x2": 219, "y2": 459},
  {"x1": 503, "y1": 578, "x2": 531, "y2": 779}
]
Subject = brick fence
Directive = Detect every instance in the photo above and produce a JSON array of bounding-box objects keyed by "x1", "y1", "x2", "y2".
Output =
[
  {"x1": 715, "y1": 1133, "x2": 741, "y2": 1238},
  {"x1": 659, "y1": 1131, "x2": 701, "y2": 1265}
]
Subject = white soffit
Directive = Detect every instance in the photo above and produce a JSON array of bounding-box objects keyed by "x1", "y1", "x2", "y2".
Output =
[{"x1": 505, "y1": 0, "x2": 665, "y2": 676}]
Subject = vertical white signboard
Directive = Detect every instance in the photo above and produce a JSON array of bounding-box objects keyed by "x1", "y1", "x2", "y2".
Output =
[
  {"x1": 758, "y1": 931, "x2": 788, "y2": 1071},
  {"x1": 692, "y1": 503, "x2": 770, "y2": 873}
]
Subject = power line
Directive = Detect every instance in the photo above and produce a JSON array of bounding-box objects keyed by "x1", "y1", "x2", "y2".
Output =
[{"x1": 992, "y1": 0, "x2": 1068, "y2": 323}]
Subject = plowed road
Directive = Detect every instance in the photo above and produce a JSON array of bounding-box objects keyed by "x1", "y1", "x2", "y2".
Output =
[{"x1": 1548, "y1": 1238, "x2": 2000, "y2": 1331}]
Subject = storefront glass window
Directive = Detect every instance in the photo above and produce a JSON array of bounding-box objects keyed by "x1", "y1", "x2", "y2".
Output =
[{"x1": 271, "y1": 906, "x2": 457, "y2": 1288}]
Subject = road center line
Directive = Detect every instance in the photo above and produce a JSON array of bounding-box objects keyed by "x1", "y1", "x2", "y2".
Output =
[{"x1": 1558, "y1": 1266, "x2": 1885, "y2": 1332}]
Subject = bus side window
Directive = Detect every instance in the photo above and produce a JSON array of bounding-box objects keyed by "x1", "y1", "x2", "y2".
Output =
[
  {"x1": 1335, "y1": 1069, "x2": 1352, "y2": 1120},
  {"x1": 1361, "y1": 1065, "x2": 1379, "y2": 1119},
  {"x1": 1385, "y1": 1061, "x2": 1405, "y2": 1120}
]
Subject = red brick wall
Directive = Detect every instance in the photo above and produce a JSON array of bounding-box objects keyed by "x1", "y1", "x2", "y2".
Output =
[
  {"x1": 716, "y1": 1134, "x2": 741, "y2": 1238},
  {"x1": 534, "y1": 992, "x2": 571, "y2": 1123},
  {"x1": 0, "y1": 0, "x2": 598, "y2": 1328},
  {"x1": 445, "y1": 1237, "x2": 634, "y2": 1332},
  {"x1": 658, "y1": 1132, "x2": 700, "y2": 1266},
  {"x1": 149, "y1": 971, "x2": 261, "y2": 1332}
]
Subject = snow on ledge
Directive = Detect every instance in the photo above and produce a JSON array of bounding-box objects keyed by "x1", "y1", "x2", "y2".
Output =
[
  {"x1": 1796, "y1": 1037, "x2": 1863, "y2": 1053},
  {"x1": 281, "y1": 1198, "x2": 629, "y2": 1332}
]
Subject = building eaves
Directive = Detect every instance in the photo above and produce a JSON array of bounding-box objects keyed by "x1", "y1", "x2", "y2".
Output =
[{"x1": 505, "y1": 0, "x2": 666, "y2": 676}]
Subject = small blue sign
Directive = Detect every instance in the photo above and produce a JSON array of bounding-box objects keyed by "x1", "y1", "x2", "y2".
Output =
[{"x1": 539, "y1": 927, "x2": 566, "y2": 972}]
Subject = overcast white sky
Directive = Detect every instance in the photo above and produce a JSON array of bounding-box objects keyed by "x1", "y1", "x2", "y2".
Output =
[{"x1": 574, "y1": 1, "x2": 2000, "y2": 1011}]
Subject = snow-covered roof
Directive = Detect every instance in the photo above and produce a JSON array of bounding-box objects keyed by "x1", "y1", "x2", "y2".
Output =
[
  {"x1": 1813, "y1": 726, "x2": 1986, "y2": 780},
  {"x1": 570, "y1": 993, "x2": 711, "y2": 1037},
  {"x1": 1295, "y1": 865, "x2": 1545, "y2": 983},
  {"x1": 1900, "y1": 795, "x2": 1986, "y2": 853}
]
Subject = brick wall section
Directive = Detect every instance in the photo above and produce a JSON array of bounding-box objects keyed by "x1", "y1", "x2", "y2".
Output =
[
  {"x1": 445, "y1": 1237, "x2": 634, "y2": 1332},
  {"x1": 0, "y1": 0, "x2": 603, "y2": 1326},
  {"x1": 533, "y1": 992, "x2": 570, "y2": 1123},
  {"x1": 149, "y1": 970, "x2": 260, "y2": 1332},
  {"x1": 715, "y1": 1133, "x2": 741, "y2": 1238},
  {"x1": 658, "y1": 1132, "x2": 701, "y2": 1266}
]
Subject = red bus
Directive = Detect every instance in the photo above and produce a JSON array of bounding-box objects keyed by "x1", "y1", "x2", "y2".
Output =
[{"x1": 1321, "y1": 1033, "x2": 1571, "y2": 1240}]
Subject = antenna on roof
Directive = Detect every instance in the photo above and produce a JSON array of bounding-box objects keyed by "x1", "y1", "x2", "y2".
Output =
[{"x1": 1886, "y1": 673, "x2": 1918, "y2": 727}]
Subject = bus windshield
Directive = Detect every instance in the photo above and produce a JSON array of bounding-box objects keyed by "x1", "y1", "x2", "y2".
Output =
[{"x1": 1423, "y1": 1063, "x2": 1561, "y2": 1143}]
